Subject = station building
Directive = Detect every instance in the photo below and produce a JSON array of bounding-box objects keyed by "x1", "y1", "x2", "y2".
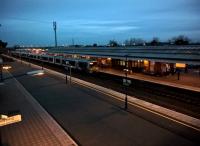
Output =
[
  {"x1": 47, "y1": 45, "x2": 200, "y2": 76},
  {"x1": 12, "y1": 45, "x2": 200, "y2": 76}
]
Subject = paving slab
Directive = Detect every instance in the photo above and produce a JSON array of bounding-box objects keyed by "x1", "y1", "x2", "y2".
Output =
[{"x1": 0, "y1": 71, "x2": 77, "y2": 146}]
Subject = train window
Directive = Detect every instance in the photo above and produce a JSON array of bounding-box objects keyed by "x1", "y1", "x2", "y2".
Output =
[
  {"x1": 79, "y1": 62, "x2": 87, "y2": 69},
  {"x1": 89, "y1": 62, "x2": 97, "y2": 67},
  {"x1": 69, "y1": 61, "x2": 75, "y2": 66},
  {"x1": 49, "y1": 58, "x2": 53, "y2": 62},
  {"x1": 120, "y1": 61, "x2": 125, "y2": 66},
  {"x1": 62, "y1": 60, "x2": 66, "y2": 64},
  {"x1": 42, "y1": 57, "x2": 48, "y2": 60},
  {"x1": 56, "y1": 59, "x2": 60, "y2": 63}
]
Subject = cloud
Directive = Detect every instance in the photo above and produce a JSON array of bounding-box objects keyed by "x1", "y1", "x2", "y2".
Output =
[{"x1": 59, "y1": 19, "x2": 139, "y2": 33}]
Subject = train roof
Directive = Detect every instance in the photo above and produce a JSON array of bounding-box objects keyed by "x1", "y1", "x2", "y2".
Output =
[{"x1": 63, "y1": 58, "x2": 96, "y2": 63}]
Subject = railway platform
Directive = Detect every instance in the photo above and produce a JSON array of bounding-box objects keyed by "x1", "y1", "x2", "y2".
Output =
[
  {"x1": 99, "y1": 67, "x2": 200, "y2": 92},
  {"x1": 0, "y1": 70, "x2": 77, "y2": 146},
  {"x1": 2, "y1": 54, "x2": 200, "y2": 131}
]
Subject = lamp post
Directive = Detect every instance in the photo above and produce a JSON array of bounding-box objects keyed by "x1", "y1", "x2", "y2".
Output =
[
  {"x1": 28, "y1": 54, "x2": 31, "y2": 67},
  {"x1": 0, "y1": 63, "x2": 3, "y2": 82},
  {"x1": 0, "y1": 58, "x2": 3, "y2": 82},
  {"x1": 65, "y1": 63, "x2": 72, "y2": 85},
  {"x1": 0, "y1": 61, "x2": 12, "y2": 82},
  {"x1": 53, "y1": 21, "x2": 57, "y2": 47},
  {"x1": 41, "y1": 61, "x2": 44, "y2": 70},
  {"x1": 20, "y1": 49, "x2": 22, "y2": 64},
  {"x1": 124, "y1": 55, "x2": 128, "y2": 110},
  {"x1": 177, "y1": 69, "x2": 180, "y2": 80}
]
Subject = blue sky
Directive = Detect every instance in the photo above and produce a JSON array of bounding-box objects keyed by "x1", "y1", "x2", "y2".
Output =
[{"x1": 0, "y1": 0, "x2": 200, "y2": 46}]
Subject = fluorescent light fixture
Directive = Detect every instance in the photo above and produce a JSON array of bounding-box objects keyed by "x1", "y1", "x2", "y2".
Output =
[{"x1": 3, "y1": 66, "x2": 12, "y2": 70}]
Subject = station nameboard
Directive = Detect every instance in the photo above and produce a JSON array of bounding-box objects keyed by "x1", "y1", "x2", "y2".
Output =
[{"x1": 176, "y1": 63, "x2": 186, "y2": 68}]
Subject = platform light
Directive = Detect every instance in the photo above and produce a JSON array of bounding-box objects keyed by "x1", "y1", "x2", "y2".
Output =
[
  {"x1": 3, "y1": 65, "x2": 12, "y2": 70},
  {"x1": 107, "y1": 58, "x2": 112, "y2": 60},
  {"x1": 26, "y1": 70, "x2": 44, "y2": 76},
  {"x1": 36, "y1": 72, "x2": 45, "y2": 76}
]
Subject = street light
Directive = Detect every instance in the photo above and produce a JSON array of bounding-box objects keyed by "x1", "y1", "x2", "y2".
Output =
[
  {"x1": 20, "y1": 49, "x2": 22, "y2": 64},
  {"x1": 123, "y1": 55, "x2": 130, "y2": 110},
  {"x1": 0, "y1": 63, "x2": 12, "y2": 82},
  {"x1": 0, "y1": 63, "x2": 3, "y2": 82},
  {"x1": 2, "y1": 65, "x2": 12, "y2": 70},
  {"x1": 65, "y1": 64, "x2": 73, "y2": 84}
]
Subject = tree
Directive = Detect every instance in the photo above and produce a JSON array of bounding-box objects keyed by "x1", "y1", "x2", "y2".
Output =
[
  {"x1": 108, "y1": 40, "x2": 119, "y2": 47},
  {"x1": 93, "y1": 43, "x2": 97, "y2": 47},
  {"x1": 0, "y1": 40, "x2": 7, "y2": 48},
  {"x1": 172, "y1": 35, "x2": 190, "y2": 45},
  {"x1": 150, "y1": 37, "x2": 159, "y2": 46},
  {"x1": 124, "y1": 38, "x2": 145, "y2": 46}
]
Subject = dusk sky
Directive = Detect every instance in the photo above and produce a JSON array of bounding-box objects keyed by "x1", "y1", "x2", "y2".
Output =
[{"x1": 0, "y1": 0, "x2": 200, "y2": 46}]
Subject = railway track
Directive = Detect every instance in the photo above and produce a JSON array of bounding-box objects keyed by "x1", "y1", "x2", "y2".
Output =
[{"x1": 5, "y1": 55, "x2": 200, "y2": 118}]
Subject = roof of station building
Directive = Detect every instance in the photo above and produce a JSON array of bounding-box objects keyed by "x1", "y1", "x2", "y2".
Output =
[
  {"x1": 18, "y1": 45, "x2": 200, "y2": 65},
  {"x1": 46, "y1": 45, "x2": 200, "y2": 65}
]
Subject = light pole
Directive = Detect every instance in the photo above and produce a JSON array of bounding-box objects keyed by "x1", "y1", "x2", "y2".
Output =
[
  {"x1": 53, "y1": 21, "x2": 57, "y2": 47},
  {"x1": 0, "y1": 58, "x2": 2, "y2": 82},
  {"x1": 0, "y1": 63, "x2": 3, "y2": 82},
  {"x1": 65, "y1": 64, "x2": 72, "y2": 85},
  {"x1": 20, "y1": 50, "x2": 22, "y2": 64},
  {"x1": 0, "y1": 65, "x2": 12, "y2": 82},
  {"x1": 124, "y1": 55, "x2": 128, "y2": 110},
  {"x1": 29, "y1": 55, "x2": 31, "y2": 67},
  {"x1": 41, "y1": 61, "x2": 44, "y2": 70}
]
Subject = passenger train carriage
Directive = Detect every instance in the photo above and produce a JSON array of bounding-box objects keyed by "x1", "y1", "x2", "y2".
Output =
[{"x1": 12, "y1": 51, "x2": 99, "y2": 73}]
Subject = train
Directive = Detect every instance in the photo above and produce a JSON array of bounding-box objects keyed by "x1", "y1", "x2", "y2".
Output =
[{"x1": 12, "y1": 51, "x2": 99, "y2": 73}]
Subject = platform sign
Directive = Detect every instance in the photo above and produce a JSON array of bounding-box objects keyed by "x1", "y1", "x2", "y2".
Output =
[
  {"x1": 0, "y1": 114, "x2": 22, "y2": 127},
  {"x1": 66, "y1": 61, "x2": 69, "y2": 65},
  {"x1": 175, "y1": 63, "x2": 186, "y2": 68},
  {"x1": 123, "y1": 79, "x2": 131, "y2": 86}
]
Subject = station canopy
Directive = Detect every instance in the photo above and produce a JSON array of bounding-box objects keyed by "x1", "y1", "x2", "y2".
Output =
[{"x1": 19, "y1": 45, "x2": 200, "y2": 65}]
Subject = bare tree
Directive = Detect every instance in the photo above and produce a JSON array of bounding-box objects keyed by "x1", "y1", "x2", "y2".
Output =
[
  {"x1": 124, "y1": 38, "x2": 145, "y2": 46},
  {"x1": 150, "y1": 37, "x2": 159, "y2": 46},
  {"x1": 0, "y1": 40, "x2": 7, "y2": 48},
  {"x1": 108, "y1": 40, "x2": 119, "y2": 47},
  {"x1": 172, "y1": 35, "x2": 190, "y2": 45}
]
